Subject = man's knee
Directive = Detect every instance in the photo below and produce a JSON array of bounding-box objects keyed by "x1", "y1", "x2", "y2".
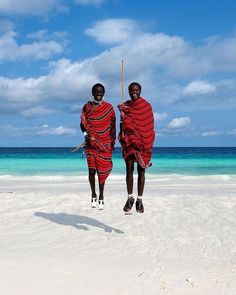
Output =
[
  {"x1": 137, "y1": 166, "x2": 145, "y2": 175},
  {"x1": 126, "y1": 163, "x2": 134, "y2": 173},
  {"x1": 89, "y1": 168, "x2": 96, "y2": 176}
]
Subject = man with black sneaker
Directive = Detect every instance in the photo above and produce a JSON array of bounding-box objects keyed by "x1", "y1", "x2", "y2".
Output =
[{"x1": 118, "y1": 82, "x2": 155, "y2": 213}]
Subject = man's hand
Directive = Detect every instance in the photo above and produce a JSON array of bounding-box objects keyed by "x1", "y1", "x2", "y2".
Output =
[{"x1": 89, "y1": 136, "x2": 96, "y2": 142}]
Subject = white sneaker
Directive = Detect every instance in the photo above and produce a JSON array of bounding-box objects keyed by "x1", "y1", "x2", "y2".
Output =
[
  {"x1": 91, "y1": 197, "x2": 97, "y2": 208},
  {"x1": 97, "y1": 200, "x2": 104, "y2": 210}
]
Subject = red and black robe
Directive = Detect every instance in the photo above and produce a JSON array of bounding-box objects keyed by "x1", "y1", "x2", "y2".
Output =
[
  {"x1": 81, "y1": 101, "x2": 116, "y2": 184},
  {"x1": 118, "y1": 97, "x2": 155, "y2": 168}
]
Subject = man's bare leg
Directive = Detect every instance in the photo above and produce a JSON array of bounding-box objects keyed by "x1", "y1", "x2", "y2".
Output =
[
  {"x1": 89, "y1": 168, "x2": 97, "y2": 208},
  {"x1": 136, "y1": 164, "x2": 145, "y2": 213},
  {"x1": 126, "y1": 156, "x2": 134, "y2": 194},
  {"x1": 88, "y1": 168, "x2": 96, "y2": 197},
  {"x1": 98, "y1": 182, "x2": 105, "y2": 209},
  {"x1": 123, "y1": 156, "x2": 135, "y2": 212},
  {"x1": 137, "y1": 164, "x2": 145, "y2": 196},
  {"x1": 99, "y1": 182, "x2": 105, "y2": 200}
]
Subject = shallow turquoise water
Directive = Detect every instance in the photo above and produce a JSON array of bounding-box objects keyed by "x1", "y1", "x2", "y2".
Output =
[{"x1": 0, "y1": 147, "x2": 236, "y2": 176}]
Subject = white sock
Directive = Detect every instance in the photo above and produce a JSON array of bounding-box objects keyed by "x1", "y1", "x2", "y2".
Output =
[
  {"x1": 137, "y1": 196, "x2": 142, "y2": 199},
  {"x1": 128, "y1": 194, "x2": 133, "y2": 198}
]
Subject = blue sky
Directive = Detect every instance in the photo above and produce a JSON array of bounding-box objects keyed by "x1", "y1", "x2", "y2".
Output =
[{"x1": 0, "y1": 0, "x2": 236, "y2": 147}]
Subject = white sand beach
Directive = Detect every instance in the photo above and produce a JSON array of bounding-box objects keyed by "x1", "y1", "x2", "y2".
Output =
[{"x1": 1, "y1": 174, "x2": 236, "y2": 295}]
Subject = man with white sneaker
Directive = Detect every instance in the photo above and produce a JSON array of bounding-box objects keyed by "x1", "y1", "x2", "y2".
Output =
[{"x1": 81, "y1": 83, "x2": 116, "y2": 210}]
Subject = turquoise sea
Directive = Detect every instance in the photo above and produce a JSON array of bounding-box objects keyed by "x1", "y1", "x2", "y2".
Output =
[{"x1": 0, "y1": 147, "x2": 236, "y2": 176}]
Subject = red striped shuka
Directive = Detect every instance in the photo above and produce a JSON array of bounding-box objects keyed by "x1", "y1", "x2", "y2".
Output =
[
  {"x1": 81, "y1": 101, "x2": 116, "y2": 184},
  {"x1": 118, "y1": 97, "x2": 155, "y2": 168}
]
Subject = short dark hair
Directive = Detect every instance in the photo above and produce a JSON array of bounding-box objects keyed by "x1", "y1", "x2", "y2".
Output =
[
  {"x1": 128, "y1": 82, "x2": 142, "y2": 92},
  {"x1": 92, "y1": 83, "x2": 105, "y2": 95}
]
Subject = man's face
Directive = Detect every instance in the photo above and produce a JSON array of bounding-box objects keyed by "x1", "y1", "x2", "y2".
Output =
[
  {"x1": 129, "y1": 85, "x2": 141, "y2": 100},
  {"x1": 93, "y1": 86, "x2": 104, "y2": 102}
]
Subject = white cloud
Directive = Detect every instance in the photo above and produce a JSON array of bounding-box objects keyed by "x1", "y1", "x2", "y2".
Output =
[
  {"x1": 183, "y1": 80, "x2": 216, "y2": 96},
  {"x1": 0, "y1": 0, "x2": 66, "y2": 16},
  {"x1": 1, "y1": 124, "x2": 77, "y2": 137},
  {"x1": 0, "y1": 58, "x2": 99, "y2": 110},
  {"x1": 202, "y1": 131, "x2": 221, "y2": 137},
  {"x1": 21, "y1": 106, "x2": 56, "y2": 117},
  {"x1": 3, "y1": 124, "x2": 20, "y2": 133},
  {"x1": 0, "y1": 31, "x2": 64, "y2": 61},
  {"x1": 18, "y1": 41, "x2": 63, "y2": 60},
  {"x1": 168, "y1": 117, "x2": 191, "y2": 129},
  {"x1": 74, "y1": 0, "x2": 106, "y2": 6},
  {"x1": 84, "y1": 29, "x2": 236, "y2": 80},
  {"x1": 38, "y1": 125, "x2": 77, "y2": 136},
  {"x1": 27, "y1": 29, "x2": 68, "y2": 40},
  {"x1": 2, "y1": 19, "x2": 236, "y2": 114},
  {"x1": 69, "y1": 104, "x2": 83, "y2": 113},
  {"x1": 2, "y1": 18, "x2": 236, "y2": 79},
  {"x1": 1, "y1": 57, "x2": 235, "y2": 117},
  {"x1": 0, "y1": 76, "x2": 45, "y2": 104},
  {"x1": 85, "y1": 19, "x2": 139, "y2": 44},
  {"x1": 27, "y1": 30, "x2": 49, "y2": 40},
  {"x1": 45, "y1": 58, "x2": 100, "y2": 99},
  {"x1": 228, "y1": 129, "x2": 236, "y2": 135},
  {"x1": 154, "y1": 112, "x2": 168, "y2": 122},
  {"x1": 2, "y1": 19, "x2": 236, "y2": 88},
  {"x1": 0, "y1": 0, "x2": 107, "y2": 16},
  {"x1": 103, "y1": 29, "x2": 236, "y2": 79}
]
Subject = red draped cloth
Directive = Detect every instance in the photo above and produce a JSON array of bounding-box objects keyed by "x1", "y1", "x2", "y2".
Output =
[
  {"x1": 118, "y1": 97, "x2": 155, "y2": 168},
  {"x1": 81, "y1": 101, "x2": 116, "y2": 184}
]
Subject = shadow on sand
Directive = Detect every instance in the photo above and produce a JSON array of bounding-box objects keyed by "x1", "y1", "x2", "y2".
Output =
[{"x1": 34, "y1": 212, "x2": 124, "y2": 234}]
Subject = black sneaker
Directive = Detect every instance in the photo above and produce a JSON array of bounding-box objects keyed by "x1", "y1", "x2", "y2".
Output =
[
  {"x1": 123, "y1": 197, "x2": 135, "y2": 212},
  {"x1": 135, "y1": 199, "x2": 144, "y2": 213}
]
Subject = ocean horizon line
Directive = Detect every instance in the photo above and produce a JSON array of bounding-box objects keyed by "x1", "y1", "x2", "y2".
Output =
[{"x1": 1, "y1": 146, "x2": 236, "y2": 149}]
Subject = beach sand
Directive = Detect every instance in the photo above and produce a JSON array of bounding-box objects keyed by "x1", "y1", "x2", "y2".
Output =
[{"x1": 1, "y1": 175, "x2": 236, "y2": 295}]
